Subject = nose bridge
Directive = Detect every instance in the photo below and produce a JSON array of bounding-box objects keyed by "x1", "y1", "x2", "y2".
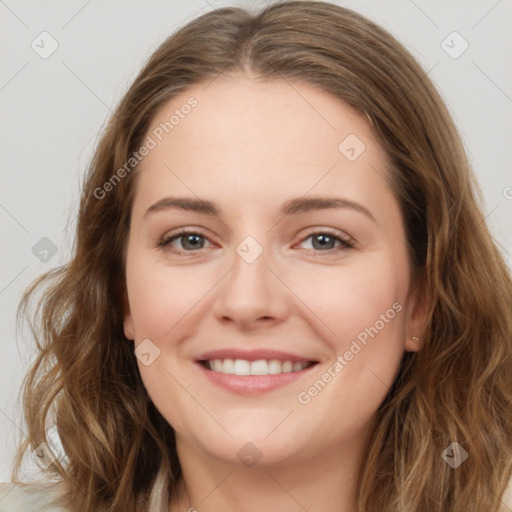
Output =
[
  {"x1": 229, "y1": 233, "x2": 273, "y2": 301},
  {"x1": 212, "y1": 232, "x2": 287, "y2": 325}
]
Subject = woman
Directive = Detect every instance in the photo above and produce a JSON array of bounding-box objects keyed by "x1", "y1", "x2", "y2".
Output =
[{"x1": 1, "y1": 1, "x2": 511, "y2": 511}]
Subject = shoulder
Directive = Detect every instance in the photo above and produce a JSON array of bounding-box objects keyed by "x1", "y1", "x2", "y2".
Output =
[
  {"x1": 500, "y1": 472, "x2": 512, "y2": 512},
  {"x1": 0, "y1": 481, "x2": 70, "y2": 512}
]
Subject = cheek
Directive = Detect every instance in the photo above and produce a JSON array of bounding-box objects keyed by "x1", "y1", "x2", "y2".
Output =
[
  {"x1": 291, "y1": 255, "x2": 408, "y2": 348},
  {"x1": 126, "y1": 251, "x2": 206, "y2": 432},
  {"x1": 291, "y1": 262, "x2": 408, "y2": 442},
  {"x1": 125, "y1": 249, "x2": 208, "y2": 339},
  {"x1": 309, "y1": 259, "x2": 407, "y2": 380}
]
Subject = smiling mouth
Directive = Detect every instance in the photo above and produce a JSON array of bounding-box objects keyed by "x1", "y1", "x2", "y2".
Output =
[{"x1": 198, "y1": 358, "x2": 318, "y2": 376}]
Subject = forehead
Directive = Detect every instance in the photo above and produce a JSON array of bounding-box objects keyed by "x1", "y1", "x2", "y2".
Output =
[
  {"x1": 144, "y1": 73, "x2": 381, "y2": 159},
  {"x1": 133, "y1": 73, "x2": 393, "y2": 216}
]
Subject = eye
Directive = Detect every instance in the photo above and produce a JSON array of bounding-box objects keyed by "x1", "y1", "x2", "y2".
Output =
[
  {"x1": 158, "y1": 229, "x2": 213, "y2": 253},
  {"x1": 157, "y1": 228, "x2": 354, "y2": 256},
  {"x1": 297, "y1": 229, "x2": 354, "y2": 255}
]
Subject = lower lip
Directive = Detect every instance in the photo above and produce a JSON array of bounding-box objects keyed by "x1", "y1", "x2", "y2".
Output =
[{"x1": 195, "y1": 362, "x2": 317, "y2": 395}]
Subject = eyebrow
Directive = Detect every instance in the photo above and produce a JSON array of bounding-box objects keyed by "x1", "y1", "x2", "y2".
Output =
[{"x1": 144, "y1": 196, "x2": 376, "y2": 222}]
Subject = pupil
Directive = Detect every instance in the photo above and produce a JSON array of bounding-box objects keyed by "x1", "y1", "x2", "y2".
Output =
[
  {"x1": 313, "y1": 234, "x2": 334, "y2": 250},
  {"x1": 183, "y1": 234, "x2": 203, "y2": 250},
  {"x1": 180, "y1": 234, "x2": 335, "y2": 251}
]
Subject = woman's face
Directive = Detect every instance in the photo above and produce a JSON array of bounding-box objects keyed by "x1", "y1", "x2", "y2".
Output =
[{"x1": 123, "y1": 73, "x2": 425, "y2": 467}]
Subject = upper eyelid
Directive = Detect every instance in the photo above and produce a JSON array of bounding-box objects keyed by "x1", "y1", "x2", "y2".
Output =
[
  {"x1": 160, "y1": 228, "x2": 215, "y2": 244},
  {"x1": 160, "y1": 226, "x2": 352, "y2": 240},
  {"x1": 160, "y1": 227, "x2": 355, "y2": 250}
]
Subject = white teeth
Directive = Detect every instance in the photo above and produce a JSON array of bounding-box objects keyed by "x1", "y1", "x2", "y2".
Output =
[
  {"x1": 250, "y1": 359, "x2": 268, "y2": 375},
  {"x1": 212, "y1": 359, "x2": 224, "y2": 372},
  {"x1": 234, "y1": 359, "x2": 250, "y2": 375},
  {"x1": 292, "y1": 361, "x2": 303, "y2": 372},
  {"x1": 205, "y1": 358, "x2": 311, "y2": 375},
  {"x1": 268, "y1": 359, "x2": 282, "y2": 375},
  {"x1": 282, "y1": 361, "x2": 293, "y2": 373},
  {"x1": 221, "y1": 359, "x2": 235, "y2": 374}
]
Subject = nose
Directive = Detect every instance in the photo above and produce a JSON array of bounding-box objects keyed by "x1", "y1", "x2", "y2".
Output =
[{"x1": 212, "y1": 239, "x2": 289, "y2": 331}]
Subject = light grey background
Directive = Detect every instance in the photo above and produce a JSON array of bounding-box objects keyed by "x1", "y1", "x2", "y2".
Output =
[{"x1": 1, "y1": 0, "x2": 511, "y2": 481}]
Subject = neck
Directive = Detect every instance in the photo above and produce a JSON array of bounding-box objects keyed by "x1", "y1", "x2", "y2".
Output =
[{"x1": 169, "y1": 425, "x2": 374, "y2": 512}]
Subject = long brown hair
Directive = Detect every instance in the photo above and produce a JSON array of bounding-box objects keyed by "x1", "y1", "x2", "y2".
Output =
[{"x1": 13, "y1": 2, "x2": 512, "y2": 511}]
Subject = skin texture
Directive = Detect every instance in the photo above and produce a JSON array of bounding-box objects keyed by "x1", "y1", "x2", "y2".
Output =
[{"x1": 123, "y1": 73, "x2": 427, "y2": 512}]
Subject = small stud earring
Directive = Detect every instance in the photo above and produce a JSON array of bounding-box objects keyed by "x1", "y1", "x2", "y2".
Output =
[{"x1": 412, "y1": 336, "x2": 421, "y2": 342}]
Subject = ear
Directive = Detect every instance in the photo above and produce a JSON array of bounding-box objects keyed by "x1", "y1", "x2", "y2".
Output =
[
  {"x1": 403, "y1": 276, "x2": 430, "y2": 352},
  {"x1": 123, "y1": 286, "x2": 135, "y2": 341}
]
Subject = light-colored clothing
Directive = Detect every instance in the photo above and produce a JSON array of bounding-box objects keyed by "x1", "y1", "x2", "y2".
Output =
[
  {"x1": 0, "y1": 468, "x2": 169, "y2": 512},
  {"x1": 0, "y1": 481, "x2": 70, "y2": 512},
  {"x1": 1, "y1": 474, "x2": 512, "y2": 511}
]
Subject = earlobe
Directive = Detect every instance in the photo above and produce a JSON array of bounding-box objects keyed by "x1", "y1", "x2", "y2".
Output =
[
  {"x1": 124, "y1": 315, "x2": 135, "y2": 341},
  {"x1": 404, "y1": 278, "x2": 430, "y2": 352},
  {"x1": 123, "y1": 288, "x2": 135, "y2": 341},
  {"x1": 405, "y1": 335, "x2": 422, "y2": 352}
]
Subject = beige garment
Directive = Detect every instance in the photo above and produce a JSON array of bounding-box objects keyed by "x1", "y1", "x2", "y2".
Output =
[
  {"x1": 0, "y1": 481, "x2": 70, "y2": 512},
  {"x1": 0, "y1": 468, "x2": 169, "y2": 512},
  {"x1": 1, "y1": 472, "x2": 511, "y2": 511}
]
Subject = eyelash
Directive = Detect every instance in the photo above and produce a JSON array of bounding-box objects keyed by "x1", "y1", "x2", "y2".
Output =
[{"x1": 157, "y1": 228, "x2": 354, "y2": 256}]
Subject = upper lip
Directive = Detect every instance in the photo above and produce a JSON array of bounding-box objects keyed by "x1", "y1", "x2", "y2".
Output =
[{"x1": 195, "y1": 348, "x2": 319, "y2": 363}]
